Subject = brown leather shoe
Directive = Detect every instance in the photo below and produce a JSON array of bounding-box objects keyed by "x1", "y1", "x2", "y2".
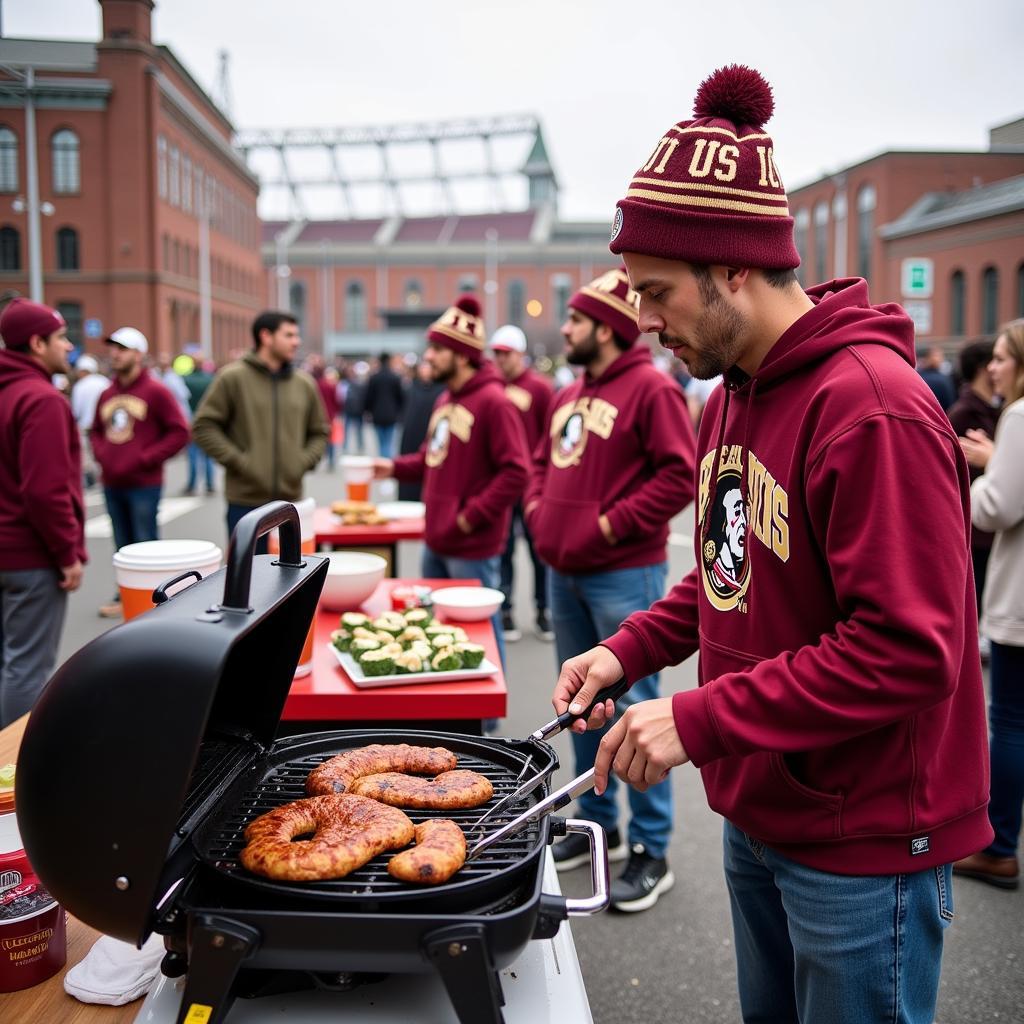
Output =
[{"x1": 952, "y1": 851, "x2": 1019, "y2": 890}]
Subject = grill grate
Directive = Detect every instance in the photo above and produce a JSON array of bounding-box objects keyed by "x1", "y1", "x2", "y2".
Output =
[{"x1": 194, "y1": 745, "x2": 545, "y2": 900}]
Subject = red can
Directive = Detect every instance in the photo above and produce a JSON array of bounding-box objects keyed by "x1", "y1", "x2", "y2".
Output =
[
  {"x1": 0, "y1": 821, "x2": 67, "y2": 993},
  {"x1": 391, "y1": 585, "x2": 433, "y2": 612}
]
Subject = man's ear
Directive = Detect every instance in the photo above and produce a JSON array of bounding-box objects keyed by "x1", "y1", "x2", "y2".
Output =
[
  {"x1": 723, "y1": 267, "x2": 750, "y2": 292},
  {"x1": 595, "y1": 321, "x2": 614, "y2": 345}
]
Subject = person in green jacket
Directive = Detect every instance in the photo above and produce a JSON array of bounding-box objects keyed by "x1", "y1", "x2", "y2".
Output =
[{"x1": 192, "y1": 311, "x2": 328, "y2": 551}]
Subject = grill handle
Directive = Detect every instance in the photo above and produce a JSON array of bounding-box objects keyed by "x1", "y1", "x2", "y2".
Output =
[
  {"x1": 222, "y1": 501, "x2": 304, "y2": 613},
  {"x1": 561, "y1": 818, "x2": 610, "y2": 916}
]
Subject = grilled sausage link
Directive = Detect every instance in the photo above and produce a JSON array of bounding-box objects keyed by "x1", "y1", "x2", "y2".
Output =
[
  {"x1": 387, "y1": 819, "x2": 466, "y2": 885},
  {"x1": 306, "y1": 743, "x2": 458, "y2": 796},
  {"x1": 240, "y1": 794, "x2": 415, "y2": 882},
  {"x1": 349, "y1": 769, "x2": 494, "y2": 810}
]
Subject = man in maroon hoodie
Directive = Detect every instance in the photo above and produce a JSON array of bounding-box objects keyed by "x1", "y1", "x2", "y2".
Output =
[
  {"x1": 372, "y1": 295, "x2": 529, "y2": 672},
  {"x1": 491, "y1": 324, "x2": 554, "y2": 643},
  {"x1": 554, "y1": 66, "x2": 991, "y2": 1021},
  {"x1": 91, "y1": 327, "x2": 189, "y2": 617},
  {"x1": 0, "y1": 299, "x2": 85, "y2": 727},
  {"x1": 526, "y1": 267, "x2": 695, "y2": 910}
]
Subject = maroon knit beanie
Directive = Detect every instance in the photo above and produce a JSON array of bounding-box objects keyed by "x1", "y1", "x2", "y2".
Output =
[
  {"x1": 610, "y1": 65, "x2": 800, "y2": 270},
  {"x1": 0, "y1": 297, "x2": 65, "y2": 350},
  {"x1": 427, "y1": 294, "x2": 486, "y2": 366},
  {"x1": 569, "y1": 267, "x2": 641, "y2": 344}
]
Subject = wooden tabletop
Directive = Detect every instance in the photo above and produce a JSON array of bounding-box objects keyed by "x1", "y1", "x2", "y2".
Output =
[{"x1": 0, "y1": 716, "x2": 140, "y2": 1022}]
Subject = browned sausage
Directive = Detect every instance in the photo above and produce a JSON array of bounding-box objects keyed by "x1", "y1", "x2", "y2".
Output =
[
  {"x1": 388, "y1": 819, "x2": 466, "y2": 885},
  {"x1": 306, "y1": 744, "x2": 458, "y2": 796}
]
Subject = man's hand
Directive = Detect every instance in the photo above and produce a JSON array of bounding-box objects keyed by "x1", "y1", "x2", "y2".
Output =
[
  {"x1": 959, "y1": 429, "x2": 994, "y2": 470},
  {"x1": 371, "y1": 458, "x2": 394, "y2": 479},
  {"x1": 594, "y1": 697, "x2": 689, "y2": 795},
  {"x1": 524, "y1": 499, "x2": 539, "y2": 518},
  {"x1": 456, "y1": 512, "x2": 473, "y2": 534},
  {"x1": 552, "y1": 645, "x2": 625, "y2": 735},
  {"x1": 59, "y1": 560, "x2": 83, "y2": 592},
  {"x1": 598, "y1": 513, "x2": 617, "y2": 545}
]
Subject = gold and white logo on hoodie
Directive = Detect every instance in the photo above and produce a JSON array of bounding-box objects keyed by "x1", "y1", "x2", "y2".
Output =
[
  {"x1": 425, "y1": 403, "x2": 474, "y2": 468},
  {"x1": 548, "y1": 396, "x2": 619, "y2": 469}
]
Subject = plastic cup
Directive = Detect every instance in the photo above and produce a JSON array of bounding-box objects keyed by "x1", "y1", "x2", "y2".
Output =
[
  {"x1": 341, "y1": 456, "x2": 374, "y2": 503},
  {"x1": 112, "y1": 540, "x2": 223, "y2": 620},
  {"x1": 268, "y1": 498, "x2": 317, "y2": 678}
]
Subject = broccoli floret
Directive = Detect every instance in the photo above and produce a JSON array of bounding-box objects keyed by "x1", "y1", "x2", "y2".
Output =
[
  {"x1": 331, "y1": 629, "x2": 353, "y2": 652},
  {"x1": 431, "y1": 646, "x2": 464, "y2": 672},
  {"x1": 454, "y1": 642, "x2": 485, "y2": 668},
  {"x1": 359, "y1": 649, "x2": 396, "y2": 676}
]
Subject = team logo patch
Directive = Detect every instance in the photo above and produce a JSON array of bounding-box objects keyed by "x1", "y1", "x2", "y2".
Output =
[
  {"x1": 910, "y1": 836, "x2": 930, "y2": 856},
  {"x1": 610, "y1": 206, "x2": 623, "y2": 243},
  {"x1": 549, "y1": 397, "x2": 619, "y2": 470},
  {"x1": 699, "y1": 456, "x2": 750, "y2": 612},
  {"x1": 425, "y1": 402, "x2": 475, "y2": 468}
]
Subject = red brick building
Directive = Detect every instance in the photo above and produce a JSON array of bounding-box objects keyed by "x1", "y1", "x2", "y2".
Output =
[{"x1": 0, "y1": 0, "x2": 261, "y2": 361}]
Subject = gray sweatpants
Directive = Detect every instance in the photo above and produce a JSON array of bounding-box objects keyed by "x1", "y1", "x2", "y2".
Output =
[{"x1": 0, "y1": 567, "x2": 68, "y2": 728}]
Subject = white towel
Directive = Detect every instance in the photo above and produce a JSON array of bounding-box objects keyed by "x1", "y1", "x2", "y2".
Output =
[{"x1": 64, "y1": 933, "x2": 166, "y2": 1005}]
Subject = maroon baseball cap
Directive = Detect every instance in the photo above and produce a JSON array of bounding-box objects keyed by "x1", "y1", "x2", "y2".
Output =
[{"x1": 0, "y1": 298, "x2": 65, "y2": 350}]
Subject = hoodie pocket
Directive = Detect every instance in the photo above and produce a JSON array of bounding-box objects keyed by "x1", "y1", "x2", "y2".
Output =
[
  {"x1": 530, "y1": 497, "x2": 606, "y2": 573},
  {"x1": 424, "y1": 493, "x2": 466, "y2": 553}
]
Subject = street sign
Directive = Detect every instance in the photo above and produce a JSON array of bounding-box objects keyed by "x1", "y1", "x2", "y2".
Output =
[
  {"x1": 84, "y1": 318, "x2": 103, "y2": 338},
  {"x1": 903, "y1": 300, "x2": 932, "y2": 335},
  {"x1": 901, "y1": 259, "x2": 934, "y2": 299}
]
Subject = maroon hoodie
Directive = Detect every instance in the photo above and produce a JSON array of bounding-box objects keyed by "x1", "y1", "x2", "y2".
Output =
[
  {"x1": 393, "y1": 362, "x2": 529, "y2": 559},
  {"x1": 0, "y1": 350, "x2": 86, "y2": 570},
  {"x1": 603, "y1": 279, "x2": 991, "y2": 875},
  {"x1": 526, "y1": 345, "x2": 695, "y2": 574},
  {"x1": 503, "y1": 366, "x2": 553, "y2": 452},
  {"x1": 91, "y1": 369, "x2": 190, "y2": 489}
]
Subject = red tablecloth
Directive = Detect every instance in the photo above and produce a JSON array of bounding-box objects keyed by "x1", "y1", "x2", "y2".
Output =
[
  {"x1": 313, "y1": 506, "x2": 426, "y2": 547},
  {"x1": 283, "y1": 578, "x2": 506, "y2": 722}
]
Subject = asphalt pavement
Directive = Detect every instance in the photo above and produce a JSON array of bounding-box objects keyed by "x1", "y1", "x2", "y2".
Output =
[{"x1": 56, "y1": 450, "x2": 1022, "y2": 1023}]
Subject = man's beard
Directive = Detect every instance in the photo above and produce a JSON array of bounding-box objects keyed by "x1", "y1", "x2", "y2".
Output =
[
  {"x1": 660, "y1": 275, "x2": 748, "y2": 379},
  {"x1": 431, "y1": 359, "x2": 456, "y2": 383},
  {"x1": 566, "y1": 328, "x2": 600, "y2": 366}
]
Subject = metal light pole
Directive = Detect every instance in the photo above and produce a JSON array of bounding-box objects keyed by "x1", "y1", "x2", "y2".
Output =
[
  {"x1": 23, "y1": 67, "x2": 43, "y2": 302},
  {"x1": 198, "y1": 184, "x2": 212, "y2": 351},
  {"x1": 275, "y1": 231, "x2": 290, "y2": 309},
  {"x1": 484, "y1": 228, "x2": 498, "y2": 330}
]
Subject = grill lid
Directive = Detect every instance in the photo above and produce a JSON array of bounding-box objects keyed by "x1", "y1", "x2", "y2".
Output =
[{"x1": 15, "y1": 502, "x2": 327, "y2": 945}]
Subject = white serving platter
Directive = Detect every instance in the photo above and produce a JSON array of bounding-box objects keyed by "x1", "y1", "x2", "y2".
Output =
[
  {"x1": 375, "y1": 500, "x2": 426, "y2": 520},
  {"x1": 329, "y1": 644, "x2": 498, "y2": 689}
]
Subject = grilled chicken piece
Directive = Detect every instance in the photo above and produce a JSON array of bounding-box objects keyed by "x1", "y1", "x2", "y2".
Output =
[
  {"x1": 306, "y1": 743, "x2": 458, "y2": 796},
  {"x1": 349, "y1": 769, "x2": 494, "y2": 810},
  {"x1": 388, "y1": 819, "x2": 466, "y2": 885},
  {"x1": 240, "y1": 794, "x2": 414, "y2": 882}
]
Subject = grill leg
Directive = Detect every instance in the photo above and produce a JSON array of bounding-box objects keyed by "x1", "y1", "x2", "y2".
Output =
[
  {"x1": 174, "y1": 915, "x2": 261, "y2": 1024},
  {"x1": 424, "y1": 923, "x2": 506, "y2": 1024}
]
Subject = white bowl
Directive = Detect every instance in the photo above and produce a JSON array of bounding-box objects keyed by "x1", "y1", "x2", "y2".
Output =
[
  {"x1": 319, "y1": 552, "x2": 387, "y2": 611},
  {"x1": 430, "y1": 586, "x2": 505, "y2": 622}
]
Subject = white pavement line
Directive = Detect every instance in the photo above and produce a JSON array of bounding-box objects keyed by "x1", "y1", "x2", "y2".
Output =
[
  {"x1": 669, "y1": 532, "x2": 693, "y2": 547},
  {"x1": 85, "y1": 491, "x2": 107, "y2": 508},
  {"x1": 84, "y1": 496, "x2": 203, "y2": 539}
]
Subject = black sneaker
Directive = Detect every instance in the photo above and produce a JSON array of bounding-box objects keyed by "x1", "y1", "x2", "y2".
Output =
[
  {"x1": 552, "y1": 826, "x2": 628, "y2": 872},
  {"x1": 502, "y1": 610, "x2": 522, "y2": 642},
  {"x1": 535, "y1": 608, "x2": 555, "y2": 642},
  {"x1": 610, "y1": 844, "x2": 675, "y2": 912}
]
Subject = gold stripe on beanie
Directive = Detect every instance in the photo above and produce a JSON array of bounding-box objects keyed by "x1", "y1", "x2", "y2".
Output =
[
  {"x1": 576, "y1": 286, "x2": 640, "y2": 323},
  {"x1": 429, "y1": 322, "x2": 485, "y2": 351},
  {"x1": 632, "y1": 177, "x2": 789, "y2": 203},
  {"x1": 668, "y1": 125, "x2": 773, "y2": 143},
  {"x1": 625, "y1": 187, "x2": 791, "y2": 217}
]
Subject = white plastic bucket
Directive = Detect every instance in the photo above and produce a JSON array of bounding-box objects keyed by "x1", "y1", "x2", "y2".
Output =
[{"x1": 112, "y1": 539, "x2": 222, "y2": 620}]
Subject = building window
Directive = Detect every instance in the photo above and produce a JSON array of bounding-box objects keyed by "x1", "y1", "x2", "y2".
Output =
[
  {"x1": 551, "y1": 273, "x2": 572, "y2": 324},
  {"x1": 982, "y1": 266, "x2": 999, "y2": 335},
  {"x1": 56, "y1": 226, "x2": 79, "y2": 270},
  {"x1": 507, "y1": 279, "x2": 525, "y2": 326},
  {"x1": 182, "y1": 156, "x2": 192, "y2": 214},
  {"x1": 0, "y1": 225, "x2": 19, "y2": 270},
  {"x1": 856, "y1": 184, "x2": 876, "y2": 281},
  {"x1": 950, "y1": 270, "x2": 965, "y2": 336},
  {"x1": 169, "y1": 145, "x2": 180, "y2": 206},
  {"x1": 289, "y1": 280, "x2": 306, "y2": 334},
  {"x1": 403, "y1": 278, "x2": 423, "y2": 308},
  {"x1": 831, "y1": 191, "x2": 847, "y2": 279},
  {"x1": 1017, "y1": 263, "x2": 1024, "y2": 317},
  {"x1": 56, "y1": 302, "x2": 82, "y2": 346},
  {"x1": 793, "y1": 209, "x2": 809, "y2": 286},
  {"x1": 813, "y1": 200, "x2": 829, "y2": 284},
  {"x1": 0, "y1": 128, "x2": 18, "y2": 193},
  {"x1": 457, "y1": 274, "x2": 478, "y2": 293},
  {"x1": 52, "y1": 128, "x2": 80, "y2": 194},
  {"x1": 345, "y1": 280, "x2": 366, "y2": 331}
]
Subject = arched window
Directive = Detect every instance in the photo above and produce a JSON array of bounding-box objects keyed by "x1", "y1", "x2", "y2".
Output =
[
  {"x1": 52, "y1": 128, "x2": 80, "y2": 194},
  {"x1": 856, "y1": 185, "x2": 876, "y2": 281},
  {"x1": 0, "y1": 225, "x2": 19, "y2": 270},
  {"x1": 949, "y1": 270, "x2": 965, "y2": 336},
  {"x1": 457, "y1": 274, "x2": 478, "y2": 293},
  {"x1": 813, "y1": 201, "x2": 829, "y2": 284},
  {"x1": 831, "y1": 192, "x2": 847, "y2": 279},
  {"x1": 156, "y1": 135, "x2": 167, "y2": 199},
  {"x1": 56, "y1": 226, "x2": 79, "y2": 271},
  {"x1": 403, "y1": 278, "x2": 422, "y2": 308},
  {"x1": 56, "y1": 302, "x2": 82, "y2": 346},
  {"x1": 290, "y1": 280, "x2": 307, "y2": 334},
  {"x1": 169, "y1": 145, "x2": 180, "y2": 207},
  {"x1": 507, "y1": 279, "x2": 525, "y2": 326},
  {"x1": 793, "y1": 209, "x2": 809, "y2": 286},
  {"x1": 0, "y1": 128, "x2": 18, "y2": 193},
  {"x1": 345, "y1": 280, "x2": 366, "y2": 331},
  {"x1": 982, "y1": 266, "x2": 999, "y2": 335},
  {"x1": 551, "y1": 273, "x2": 572, "y2": 324}
]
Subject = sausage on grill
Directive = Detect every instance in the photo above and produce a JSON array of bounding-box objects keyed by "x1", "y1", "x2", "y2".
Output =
[
  {"x1": 387, "y1": 819, "x2": 466, "y2": 885},
  {"x1": 349, "y1": 769, "x2": 494, "y2": 810},
  {"x1": 306, "y1": 744, "x2": 458, "y2": 796},
  {"x1": 239, "y1": 794, "x2": 415, "y2": 882}
]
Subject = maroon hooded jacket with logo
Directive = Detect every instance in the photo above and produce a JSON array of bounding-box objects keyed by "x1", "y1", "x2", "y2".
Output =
[{"x1": 603, "y1": 279, "x2": 992, "y2": 875}]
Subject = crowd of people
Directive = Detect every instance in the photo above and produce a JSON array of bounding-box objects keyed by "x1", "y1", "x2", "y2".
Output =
[{"x1": 0, "y1": 61, "x2": 1021, "y2": 1023}]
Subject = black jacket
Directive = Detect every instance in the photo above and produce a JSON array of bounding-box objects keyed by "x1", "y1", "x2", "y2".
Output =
[{"x1": 365, "y1": 366, "x2": 405, "y2": 426}]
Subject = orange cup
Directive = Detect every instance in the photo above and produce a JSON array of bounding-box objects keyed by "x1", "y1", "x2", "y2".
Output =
[
  {"x1": 341, "y1": 456, "x2": 374, "y2": 505},
  {"x1": 113, "y1": 540, "x2": 223, "y2": 621},
  {"x1": 346, "y1": 480, "x2": 370, "y2": 502}
]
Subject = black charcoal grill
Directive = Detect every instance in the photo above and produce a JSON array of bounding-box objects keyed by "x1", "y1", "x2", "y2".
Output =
[{"x1": 15, "y1": 503, "x2": 608, "y2": 1024}]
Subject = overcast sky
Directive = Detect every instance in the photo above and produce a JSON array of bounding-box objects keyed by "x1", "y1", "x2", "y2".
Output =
[{"x1": 7, "y1": 0, "x2": 1023, "y2": 222}]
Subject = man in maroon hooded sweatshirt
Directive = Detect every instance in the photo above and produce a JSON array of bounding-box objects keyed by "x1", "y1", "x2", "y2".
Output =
[
  {"x1": 0, "y1": 299, "x2": 85, "y2": 727},
  {"x1": 554, "y1": 67, "x2": 991, "y2": 1022},
  {"x1": 373, "y1": 295, "x2": 529, "y2": 673}
]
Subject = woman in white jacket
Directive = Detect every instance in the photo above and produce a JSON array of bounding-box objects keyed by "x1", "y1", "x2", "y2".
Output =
[{"x1": 955, "y1": 319, "x2": 1024, "y2": 890}]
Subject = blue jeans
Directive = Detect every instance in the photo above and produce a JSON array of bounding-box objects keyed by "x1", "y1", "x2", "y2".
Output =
[
  {"x1": 104, "y1": 485, "x2": 161, "y2": 552},
  {"x1": 724, "y1": 821, "x2": 953, "y2": 1024},
  {"x1": 186, "y1": 442, "x2": 214, "y2": 491},
  {"x1": 500, "y1": 503, "x2": 547, "y2": 614},
  {"x1": 548, "y1": 561, "x2": 672, "y2": 856},
  {"x1": 986, "y1": 641, "x2": 1024, "y2": 857},
  {"x1": 344, "y1": 416, "x2": 364, "y2": 453},
  {"x1": 375, "y1": 423, "x2": 396, "y2": 459},
  {"x1": 227, "y1": 503, "x2": 269, "y2": 555},
  {"x1": 421, "y1": 547, "x2": 505, "y2": 671}
]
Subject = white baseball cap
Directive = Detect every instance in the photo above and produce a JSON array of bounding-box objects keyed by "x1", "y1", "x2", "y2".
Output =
[
  {"x1": 75, "y1": 354, "x2": 99, "y2": 373},
  {"x1": 107, "y1": 326, "x2": 149, "y2": 354},
  {"x1": 491, "y1": 325, "x2": 527, "y2": 353}
]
